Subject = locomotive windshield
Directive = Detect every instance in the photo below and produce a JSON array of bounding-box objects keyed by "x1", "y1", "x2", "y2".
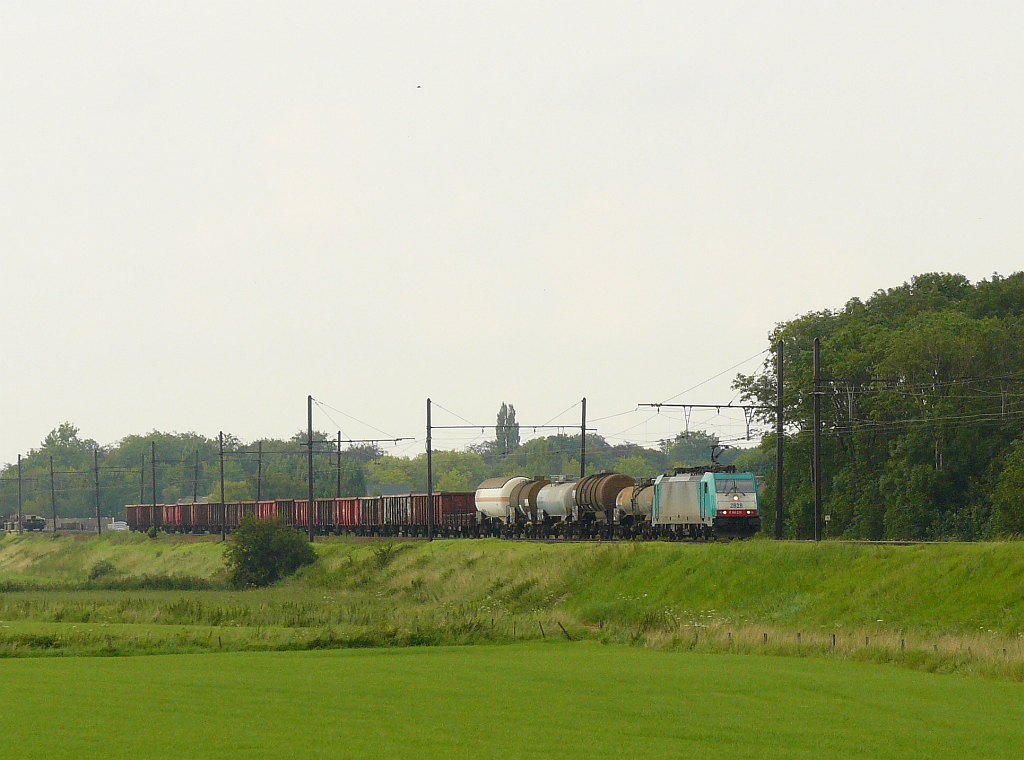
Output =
[{"x1": 713, "y1": 477, "x2": 755, "y2": 494}]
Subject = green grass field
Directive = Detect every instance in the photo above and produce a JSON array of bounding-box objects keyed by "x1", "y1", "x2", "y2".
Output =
[
  {"x1": 1, "y1": 535, "x2": 1022, "y2": 757},
  {"x1": 0, "y1": 642, "x2": 1020, "y2": 759},
  {"x1": 0, "y1": 533, "x2": 1022, "y2": 679}
]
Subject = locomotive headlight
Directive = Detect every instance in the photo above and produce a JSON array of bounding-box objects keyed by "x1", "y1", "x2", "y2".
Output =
[{"x1": 732, "y1": 495, "x2": 740, "y2": 501}]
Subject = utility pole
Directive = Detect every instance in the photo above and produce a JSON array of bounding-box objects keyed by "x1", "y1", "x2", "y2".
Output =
[
  {"x1": 336, "y1": 430, "x2": 342, "y2": 498},
  {"x1": 219, "y1": 432, "x2": 226, "y2": 540},
  {"x1": 94, "y1": 448, "x2": 101, "y2": 535},
  {"x1": 50, "y1": 455, "x2": 57, "y2": 531},
  {"x1": 426, "y1": 398, "x2": 433, "y2": 541},
  {"x1": 17, "y1": 454, "x2": 23, "y2": 534},
  {"x1": 775, "y1": 340, "x2": 785, "y2": 540},
  {"x1": 813, "y1": 337, "x2": 822, "y2": 542},
  {"x1": 219, "y1": 432, "x2": 225, "y2": 505},
  {"x1": 193, "y1": 449, "x2": 199, "y2": 503},
  {"x1": 307, "y1": 395, "x2": 314, "y2": 542},
  {"x1": 151, "y1": 441, "x2": 157, "y2": 509},
  {"x1": 580, "y1": 397, "x2": 587, "y2": 478},
  {"x1": 256, "y1": 440, "x2": 263, "y2": 502}
]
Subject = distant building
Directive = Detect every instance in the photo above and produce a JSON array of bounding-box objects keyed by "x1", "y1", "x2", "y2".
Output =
[{"x1": 44, "y1": 517, "x2": 122, "y2": 533}]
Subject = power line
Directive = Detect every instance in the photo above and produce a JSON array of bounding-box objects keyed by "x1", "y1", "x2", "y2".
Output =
[
  {"x1": 312, "y1": 399, "x2": 399, "y2": 439},
  {"x1": 540, "y1": 400, "x2": 581, "y2": 427},
  {"x1": 429, "y1": 401, "x2": 478, "y2": 427},
  {"x1": 660, "y1": 349, "x2": 769, "y2": 404}
]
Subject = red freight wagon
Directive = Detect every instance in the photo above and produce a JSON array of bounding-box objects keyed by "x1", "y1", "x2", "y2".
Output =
[
  {"x1": 207, "y1": 502, "x2": 226, "y2": 529},
  {"x1": 125, "y1": 505, "x2": 143, "y2": 530},
  {"x1": 383, "y1": 495, "x2": 412, "y2": 528},
  {"x1": 411, "y1": 492, "x2": 477, "y2": 534},
  {"x1": 314, "y1": 499, "x2": 334, "y2": 530},
  {"x1": 359, "y1": 497, "x2": 383, "y2": 529},
  {"x1": 257, "y1": 500, "x2": 279, "y2": 521},
  {"x1": 411, "y1": 494, "x2": 441, "y2": 527},
  {"x1": 225, "y1": 501, "x2": 256, "y2": 529},
  {"x1": 294, "y1": 500, "x2": 309, "y2": 529},
  {"x1": 162, "y1": 504, "x2": 181, "y2": 529},
  {"x1": 134, "y1": 505, "x2": 154, "y2": 529},
  {"x1": 337, "y1": 497, "x2": 360, "y2": 528},
  {"x1": 192, "y1": 502, "x2": 211, "y2": 530},
  {"x1": 239, "y1": 501, "x2": 256, "y2": 522},
  {"x1": 279, "y1": 499, "x2": 298, "y2": 526},
  {"x1": 441, "y1": 492, "x2": 477, "y2": 530}
]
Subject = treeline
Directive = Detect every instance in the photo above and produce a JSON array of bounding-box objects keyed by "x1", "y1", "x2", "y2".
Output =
[
  {"x1": 0, "y1": 422, "x2": 748, "y2": 522},
  {"x1": 736, "y1": 271, "x2": 1024, "y2": 540}
]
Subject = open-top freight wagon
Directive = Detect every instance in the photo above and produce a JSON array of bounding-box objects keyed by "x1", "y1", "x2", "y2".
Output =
[{"x1": 125, "y1": 492, "x2": 477, "y2": 538}]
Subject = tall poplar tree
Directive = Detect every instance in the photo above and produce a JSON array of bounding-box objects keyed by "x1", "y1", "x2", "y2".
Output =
[{"x1": 496, "y1": 403, "x2": 521, "y2": 454}]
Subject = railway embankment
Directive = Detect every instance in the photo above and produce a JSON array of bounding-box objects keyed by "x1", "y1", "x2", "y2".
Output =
[{"x1": 0, "y1": 533, "x2": 1021, "y2": 678}]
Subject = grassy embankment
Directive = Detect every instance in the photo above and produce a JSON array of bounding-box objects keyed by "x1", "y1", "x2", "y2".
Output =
[
  {"x1": 1, "y1": 644, "x2": 1021, "y2": 760},
  {"x1": 0, "y1": 532, "x2": 1022, "y2": 679}
]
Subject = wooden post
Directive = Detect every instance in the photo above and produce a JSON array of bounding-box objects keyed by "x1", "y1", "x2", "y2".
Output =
[
  {"x1": 307, "y1": 396, "x2": 315, "y2": 542},
  {"x1": 775, "y1": 340, "x2": 785, "y2": 539},
  {"x1": 426, "y1": 399, "x2": 433, "y2": 541},
  {"x1": 813, "y1": 337, "x2": 822, "y2": 541}
]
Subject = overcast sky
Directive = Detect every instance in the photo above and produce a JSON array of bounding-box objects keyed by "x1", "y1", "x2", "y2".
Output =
[{"x1": 1, "y1": 1, "x2": 1021, "y2": 465}]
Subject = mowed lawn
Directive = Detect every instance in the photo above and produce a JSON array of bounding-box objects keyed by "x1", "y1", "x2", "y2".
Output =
[{"x1": 1, "y1": 643, "x2": 1020, "y2": 759}]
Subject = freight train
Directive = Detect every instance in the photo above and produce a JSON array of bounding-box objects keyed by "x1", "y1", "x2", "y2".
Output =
[{"x1": 124, "y1": 465, "x2": 761, "y2": 539}]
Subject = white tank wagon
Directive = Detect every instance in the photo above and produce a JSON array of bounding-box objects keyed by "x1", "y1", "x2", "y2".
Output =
[
  {"x1": 474, "y1": 476, "x2": 530, "y2": 523},
  {"x1": 535, "y1": 480, "x2": 577, "y2": 520}
]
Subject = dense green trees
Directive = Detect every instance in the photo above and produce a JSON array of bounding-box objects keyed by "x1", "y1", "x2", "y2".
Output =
[{"x1": 735, "y1": 271, "x2": 1024, "y2": 539}]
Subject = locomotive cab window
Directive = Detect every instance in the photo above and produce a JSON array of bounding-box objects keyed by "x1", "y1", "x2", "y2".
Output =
[{"x1": 714, "y1": 478, "x2": 755, "y2": 493}]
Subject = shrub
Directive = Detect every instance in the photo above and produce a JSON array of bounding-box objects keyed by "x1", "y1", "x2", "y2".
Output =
[
  {"x1": 88, "y1": 560, "x2": 118, "y2": 582},
  {"x1": 146, "y1": 526, "x2": 158, "y2": 539},
  {"x1": 225, "y1": 516, "x2": 317, "y2": 588}
]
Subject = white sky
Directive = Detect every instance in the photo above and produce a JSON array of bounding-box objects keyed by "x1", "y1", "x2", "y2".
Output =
[{"x1": 1, "y1": 2, "x2": 1021, "y2": 465}]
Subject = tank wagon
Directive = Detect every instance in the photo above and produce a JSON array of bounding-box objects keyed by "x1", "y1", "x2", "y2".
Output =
[
  {"x1": 472, "y1": 465, "x2": 760, "y2": 539},
  {"x1": 124, "y1": 466, "x2": 761, "y2": 540}
]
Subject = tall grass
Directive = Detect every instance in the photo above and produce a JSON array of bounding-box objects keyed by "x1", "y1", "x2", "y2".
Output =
[
  {"x1": 0, "y1": 531, "x2": 227, "y2": 589},
  {"x1": 1, "y1": 534, "x2": 1023, "y2": 678}
]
